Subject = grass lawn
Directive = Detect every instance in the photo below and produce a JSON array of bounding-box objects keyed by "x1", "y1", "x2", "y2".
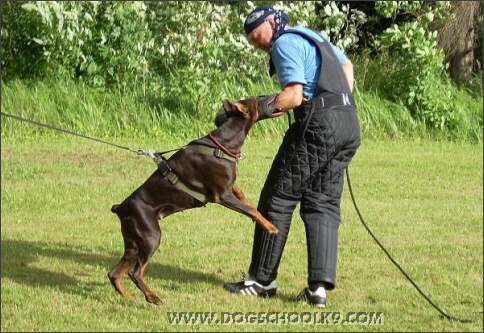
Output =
[{"x1": 1, "y1": 134, "x2": 482, "y2": 332}]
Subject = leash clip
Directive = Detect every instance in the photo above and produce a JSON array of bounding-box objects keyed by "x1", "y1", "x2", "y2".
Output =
[
  {"x1": 148, "y1": 149, "x2": 164, "y2": 166},
  {"x1": 130, "y1": 148, "x2": 147, "y2": 156},
  {"x1": 148, "y1": 149, "x2": 157, "y2": 159}
]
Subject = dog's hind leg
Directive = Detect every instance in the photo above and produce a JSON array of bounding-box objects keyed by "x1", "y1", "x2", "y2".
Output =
[
  {"x1": 127, "y1": 213, "x2": 163, "y2": 305},
  {"x1": 108, "y1": 217, "x2": 138, "y2": 297},
  {"x1": 128, "y1": 236, "x2": 162, "y2": 304}
]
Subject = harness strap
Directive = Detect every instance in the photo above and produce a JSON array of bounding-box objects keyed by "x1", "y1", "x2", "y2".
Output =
[
  {"x1": 149, "y1": 150, "x2": 208, "y2": 204},
  {"x1": 149, "y1": 143, "x2": 238, "y2": 204},
  {"x1": 183, "y1": 144, "x2": 238, "y2": 162}
]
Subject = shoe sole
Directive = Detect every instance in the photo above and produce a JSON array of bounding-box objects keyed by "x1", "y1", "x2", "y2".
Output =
[
  {"x1": 238, "y1": 289, "x2": 277, "y2": 298},
  {"x1": 259, "y1": 289, "x2": 277, "y2": 298}
]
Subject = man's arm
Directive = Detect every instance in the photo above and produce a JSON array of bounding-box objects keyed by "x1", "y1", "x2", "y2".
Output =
[
  {"x1": 272, "y1": 83, "x2": 304, "y2": 111},
  {"x1": 341, "y1": 59, "x2": 354, "y2": 92}
]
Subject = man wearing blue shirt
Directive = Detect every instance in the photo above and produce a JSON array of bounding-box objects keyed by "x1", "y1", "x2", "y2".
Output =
[{"x1": 222, "y1": 5, "x2": 361, "y2": 308}]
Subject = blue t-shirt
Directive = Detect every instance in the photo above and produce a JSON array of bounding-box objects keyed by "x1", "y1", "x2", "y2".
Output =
[{"x1": 271, "y1": 25, "x2": 348, "y2": 100}]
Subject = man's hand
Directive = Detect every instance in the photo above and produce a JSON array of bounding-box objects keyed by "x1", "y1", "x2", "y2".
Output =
[
  {"x1": 257, "y1": 94, "x2": 282, "y2": 121},
  {"x1": 214, "y1": 94, "x2": 283, "y2": 127}
]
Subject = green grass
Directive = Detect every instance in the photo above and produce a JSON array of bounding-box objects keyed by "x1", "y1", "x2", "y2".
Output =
[
  {"x1": 2, "y1": 77, "x2": 482, "y2": 143},
  {"x1": 1, "y1": 133, "x2": 482, "y2": 332}
]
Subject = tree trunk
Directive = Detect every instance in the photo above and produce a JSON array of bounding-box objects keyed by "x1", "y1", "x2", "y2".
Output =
[{"x1": 437, "y1": 1, "x2": 481, "y2": 81}]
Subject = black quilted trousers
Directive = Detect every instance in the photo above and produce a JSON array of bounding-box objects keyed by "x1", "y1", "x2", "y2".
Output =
[{"x1": 248, "y1": 103, "x2": 361, "y2": 290}]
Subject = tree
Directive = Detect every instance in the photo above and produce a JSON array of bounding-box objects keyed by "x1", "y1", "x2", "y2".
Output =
[
  {"x1": 436, "y1": 1, "x2": 482, "y2": 81},
  {"x1": 335, "y1": 1, "x2": 482, "y2": 81}
]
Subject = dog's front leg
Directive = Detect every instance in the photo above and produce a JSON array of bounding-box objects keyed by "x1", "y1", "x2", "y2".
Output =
[
  {"x1": 231, "y1": 184, "x2": 251, "y2": 206},
  {"x1": 224, "y1": 184, "x2": 279, "y2": 235}
]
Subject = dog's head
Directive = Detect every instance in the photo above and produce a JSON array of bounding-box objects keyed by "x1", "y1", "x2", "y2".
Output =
[{"x1": 216, "y1": 97, "x2": 260, "y2": 127}]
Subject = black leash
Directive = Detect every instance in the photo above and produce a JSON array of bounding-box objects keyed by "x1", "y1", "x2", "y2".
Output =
[
  {"x1": 0, "y1": 111, "x2": 179, "y2": 157},
  {"x1": 345, "y1": 167, "x2": 474, "y2": 323}
]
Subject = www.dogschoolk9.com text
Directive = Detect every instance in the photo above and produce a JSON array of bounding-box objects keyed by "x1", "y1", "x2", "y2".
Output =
[{"x1": 167, "y1": 311, "x2": 384, "y2": 326}]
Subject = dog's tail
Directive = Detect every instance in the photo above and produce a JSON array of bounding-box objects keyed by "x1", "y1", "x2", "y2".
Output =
[{"x1": 111, "y1": 204, "x2": 120, "y2": 213}]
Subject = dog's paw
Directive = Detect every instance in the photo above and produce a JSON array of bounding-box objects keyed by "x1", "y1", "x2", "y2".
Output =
[
  {"x1": 267, "y1": 223, "x2": 279, "y2": 235},
  {"x1": 145, "y1": 293, "x2": 162, "y2": 305}
]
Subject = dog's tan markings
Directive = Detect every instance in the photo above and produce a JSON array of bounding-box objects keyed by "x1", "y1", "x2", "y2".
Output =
[{"x1": 248, "y1": 209, "x2": 279, "y2": 235}]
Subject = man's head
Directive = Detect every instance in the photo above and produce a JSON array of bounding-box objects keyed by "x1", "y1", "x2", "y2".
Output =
[{"x1": 244, "y1": 5, "x2": 289, "y2": 53}]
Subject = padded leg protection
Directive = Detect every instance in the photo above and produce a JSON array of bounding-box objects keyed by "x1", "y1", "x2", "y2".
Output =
[
  {"x1": 300, "y1": 190, "x2": 341, "y2": 290},
  {"x1": 247, "y1": 126, "x2": 301, "y2": 282},
  {"x1": 248, "y1": 193, "x2": 298, "y2": 282}
]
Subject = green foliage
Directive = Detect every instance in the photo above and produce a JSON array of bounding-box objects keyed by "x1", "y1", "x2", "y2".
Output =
[
  {"x1": 145, "y1": 2, "x2": 252, "y2": 78},
  {"x1": 1, "y1": 1, "x2": 481, "y2": 139},
  {"x1": 374, "y1": 1, "x2": 422, "y2": 19},
  {"x1": 373, "y1": 1, "x2": 460, "y2": 131},
  {"x1": 353, "y1": 51, "x2": 482, "y2": 143},
  {"x1": 2, "y1": 77, "x2": 481, "y2": 143},
  {"x1": 14, "y1": 1, "x2": 152, "y2": 88},
  {"x1": 1, "y1": 1, "x2": 50, "y2": 79},
  {"x1": 316, "y1": 1, "x2": 368, "y2": 52},
  {"x1": 1, "y1": 1, "x2": 366, "y2": 88}
]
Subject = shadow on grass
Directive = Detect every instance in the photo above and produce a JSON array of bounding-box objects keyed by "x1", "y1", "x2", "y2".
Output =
[{"x1": 1, "y1": 239, "x2": 225, "y2": 301}]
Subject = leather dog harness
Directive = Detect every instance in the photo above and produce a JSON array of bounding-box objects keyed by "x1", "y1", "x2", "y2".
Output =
[
  {"x1": 185, "y1": 140, "x2": 240, "y2": 163},
  {"x1": 149, "y1": 136, "x2": 240, "y2": 204}
]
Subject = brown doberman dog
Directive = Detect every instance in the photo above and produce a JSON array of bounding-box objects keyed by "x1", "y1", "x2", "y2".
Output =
[{"x1": 108, "y1": 97, "x2": 279, "y2": 305}]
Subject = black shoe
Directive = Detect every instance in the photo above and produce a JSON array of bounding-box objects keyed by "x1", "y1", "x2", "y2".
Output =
[
  {"x1": 296, "y1": 287, "x2": 327, "y2": 308},
  {"x1": 224, "y1": 277, "x2": 277, "y2": 297}
]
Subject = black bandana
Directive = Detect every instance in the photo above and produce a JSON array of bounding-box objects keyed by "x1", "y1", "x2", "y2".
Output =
[
  {"x1": 269, "y1": 9, "x2": 290, "y2": 76},
  {"x1": 244, "y1": 5, "x2": 289, "y2": 39},
  {"x1": 271, "y1": 10, "x2": 290, "y2": 42},
  {"x1": 244, "y1": 6, "x2": 274, "y2": 34}
]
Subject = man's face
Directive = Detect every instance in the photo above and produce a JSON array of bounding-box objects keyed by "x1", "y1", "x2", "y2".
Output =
[{"x1": 246, "y1": 17, "x2": 274, "y2": 53}]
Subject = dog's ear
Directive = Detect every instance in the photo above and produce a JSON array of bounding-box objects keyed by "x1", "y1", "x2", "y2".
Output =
[
  {"x1": 234, "y1": 101, "x2": 250, "y2": 119},
  {"x1": 224, "y1": 99, "x2": 249, "y2": 119},
  {"x1": 222, "y1": 99, "x2": 232, "y2": 112},
  {"x1": 243, "y1": 97, "x2": 259, "y2": 121}
]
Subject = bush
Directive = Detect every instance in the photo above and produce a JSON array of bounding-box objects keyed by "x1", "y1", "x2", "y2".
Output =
[
  {"x1": 2, "y1": 1, "x2": 480, "y2": 142},
  {"x1": 373, "y1": 1, "x2": 460, "y2": 130},
  {"x1": 1, "y1": 1, "x2": 50, "y2": 79}
]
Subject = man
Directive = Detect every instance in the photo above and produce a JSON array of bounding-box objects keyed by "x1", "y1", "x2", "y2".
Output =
[{"x1": 219, "y1": 5, "x2": 361, "y2": 308}]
